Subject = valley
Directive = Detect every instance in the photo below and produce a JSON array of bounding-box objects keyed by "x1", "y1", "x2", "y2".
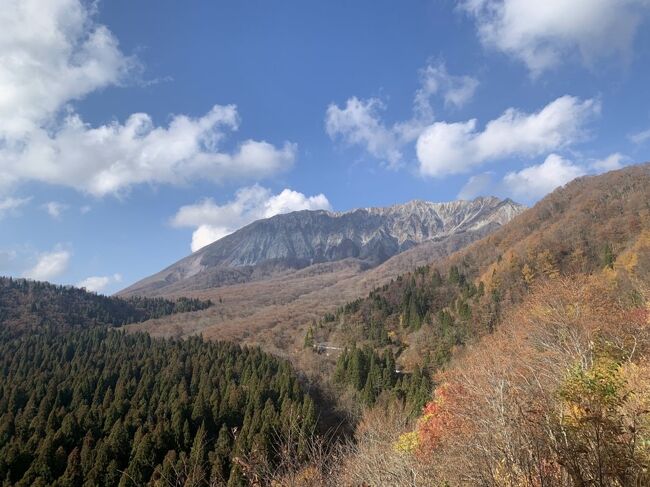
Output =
[
  {"x1": 1, "y1": 165, "x2": 648, "y2": 486},
  {"x1": 0, "y1": 164, "x2": 650, "y2": 486},
  {"x1": 3, "y1": 1, "x2": 650, "y2": 485},
  {"x1": 118, "y1": 197, "x2": 523, "y2": 356}
]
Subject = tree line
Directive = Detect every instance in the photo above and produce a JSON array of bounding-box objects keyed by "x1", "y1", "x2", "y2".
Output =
[
  {"x1": 0, "y1": 277, "x2": 212, "y2": 332},
  {"x1": 0, "y1": 327, "x2": 317, "y2": 486}
]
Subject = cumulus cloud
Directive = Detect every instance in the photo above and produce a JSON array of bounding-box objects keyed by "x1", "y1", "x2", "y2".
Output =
[
  {"x1": 501, "y1": 154, "x2": 587, "y2": 200},
  {"x1": 172, "y1": 185, "x2": 332, "y2": 251},
  {"x1": 416, "y1": 95, "x2": 599, "y2": 177},
  {"x1": 0, "y1": 0, "x2": 294, "y2": 197},
  {"x1": 23, "y1": 247, "x2": 71, "y2": 281},
  {"x1": 43, "y1": 201, "x2": 69, "y2": 219},
  {"x1": 325, "y1": 97, "x2": 404, "y2": 166},
  {"x1": 0, "y1": 0, "x2": 132, "y2": 138},
  {"x1": 0, "y1": 197, "x2": 30, "y2": 219},
  {"x1": 589, "y1": 153, "x2": 628, "y2": 172},
  {"x1": 325, "y1": 62, "x2": 478, "y2": 167},
  {"x1": 0, "y1": 106, "x2": 296, "y2": 197},
  {"x1": 415, "y1": 62, "x2": 479, "y2": 114},
  {"x1": 460, "y1": 0, "x2": 650, "y2": 76},
  {"x1": 77, "y1": 273, "x2": 122, "y2": 293},
  {"x1": 459, "y1": 151, "x2": 628, "y2": 202}
]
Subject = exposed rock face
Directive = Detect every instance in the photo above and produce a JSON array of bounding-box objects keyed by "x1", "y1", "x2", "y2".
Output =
[{"x1": 119, "y1": 196, "x2": 525, "y2": 296}]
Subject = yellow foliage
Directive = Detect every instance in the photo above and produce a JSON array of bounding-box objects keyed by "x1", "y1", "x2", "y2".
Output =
[
  {"x1": 536, "y1": 249, "x2": 560, "y2": 279},
  {"x1": 615, "y1": 229, "x2": 650, "y2": 276},
  {"x1": 521, "y1": 263, "x2": 535, "y2": 286},
  {"x1": 492, "y1": 458, "x2": 533, "y2": 487},
  {"x1": 479, "y1": 263, "x2": 498, "y2": 290},
  {"x1": 618, "y1": 361, "x2": 650, "y2": 453},
  {"x1": 394, "y1": 431, "x2": 419, "y2": 454},
  {"x1": 505, "y1": 251, "x2": 520, "y2": 271}
]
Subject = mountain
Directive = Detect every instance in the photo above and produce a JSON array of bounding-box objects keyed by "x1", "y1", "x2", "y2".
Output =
[
  {"x1": 312, "y1": 163, "x2": 649, "y2": 423},
  {"x1": 0, "y1": 276, "x2": 211, "y2": 333},
  {"x1": 319, "y1": 163, "x2": 650, "y2": 367},
  {"x1": 329, "y1": 164, "x2": 650, "y2": 486},
  {"x1": 120, "y1": 196, "x2": 524, "y2": 297}
]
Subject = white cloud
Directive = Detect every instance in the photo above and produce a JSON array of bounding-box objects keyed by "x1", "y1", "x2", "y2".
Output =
[
  {"x1": 415, "y1": 62, "x2": 479, "y2": 114},
  {"x1": 23, "y1": 247, "x2": 71, "y2": 281},
  {"x1": 589, "y1": 152, "x2": 628, "y2": 172},
  {"x1": 0, "y1": 0, "x2": 132, "y2": 139},
  {"x1": 460, "y1": 0, "x2": 650, "y2": 76},
  {"x1": 0, "y1": 196, "x2": 30, "y2": 219},
  {"x1": 325, "y1": 97, "x2": 404, "y2": 167},
  {"x1": 0, "y1": 106, "x2": 296, "y2": 197},
  {"x1": 629, "y1": 128, "x2": 650, "y2": 145},
  {"x1": 0, "y1": 0, "x2": 294, "y2": 197},
  {"x1": 458, "y1": 172, "x2": 495, "y2": 200},
  {"x1": 43, "y1": 201, "x2": 69, "y2": 219},
  {"x1": 325, "y1": 62, "x2": 478, "y2": 167},
  {"x1": 459, "y1": 151, "x2": 627, "y2": 202},
  {"x1": 416, "y1": 95, "x2": 599, "y2": 177},
  {"x1": 502, "y1": 154, "x2": 586, "y2": 200},
  {"x1": 172, "y1": 185, "x2": 332, "y2": 251},
  {"x1": 77, "y1": 273, "x2": 122, "y2": 293},
  {"x1": 80, "y1": 205, "x2": 92, "y2": 214}
]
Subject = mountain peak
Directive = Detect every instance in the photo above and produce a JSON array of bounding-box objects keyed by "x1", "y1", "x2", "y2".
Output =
[{"x1": 119, "y1": 196, "x2": 525, "y2": 296}]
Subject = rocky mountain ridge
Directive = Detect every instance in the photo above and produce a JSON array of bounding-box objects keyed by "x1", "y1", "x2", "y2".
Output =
[{"x1": 119, "y1": 196, "x2": 525, "y2": 296}]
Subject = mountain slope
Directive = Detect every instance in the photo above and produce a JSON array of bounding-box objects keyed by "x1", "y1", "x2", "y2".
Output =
[
  {"x1": 333, "y1": 164, "x2": 650, "y2": 485},
  {"x1": 317, "y1": 163, "x2": 649, "y2": 383},
  {"x1": 122, "y1": 225, "x2": 500, "y2": 347},
  {"x1": 120, "y1": 196, "x2": 524, "y2": 297},
  {"x1": 0, "y1": 328, "x2": 318, "y2": 486},
  {"x1": 0, "y1": 276, "x2": 211, "y2": 333}
]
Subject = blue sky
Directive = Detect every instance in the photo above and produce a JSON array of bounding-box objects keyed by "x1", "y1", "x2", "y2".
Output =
[{"x1": 1, "y1": 0, "x2": 649, "y2": 294}]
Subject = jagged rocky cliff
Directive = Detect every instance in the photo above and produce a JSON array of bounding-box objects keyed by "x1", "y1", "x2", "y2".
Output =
[{"x1": 120, "y1": 196, "x2": 525, "y2": 296}]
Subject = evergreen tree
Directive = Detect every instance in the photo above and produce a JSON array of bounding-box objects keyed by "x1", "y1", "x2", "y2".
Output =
[{"x1": 0, "y1": 328, "x2": 318, "y2": 486}]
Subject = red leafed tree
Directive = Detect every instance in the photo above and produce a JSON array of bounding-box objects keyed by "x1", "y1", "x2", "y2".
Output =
[{"x1": 416, "y1": 382, "x2": 465, "y2": 455}]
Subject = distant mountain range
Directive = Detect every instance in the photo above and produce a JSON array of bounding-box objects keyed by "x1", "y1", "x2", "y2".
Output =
[{"x1": 119, "y1": 196, "x2": 525, "y2": 296}]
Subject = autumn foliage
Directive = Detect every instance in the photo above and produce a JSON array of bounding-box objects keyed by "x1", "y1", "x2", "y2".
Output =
[
  {"x1": 329, "y1": 165, "x2": 650, "y2": 486},
  {"x1": 409, "y1": 272, "x2": 650, "y2": 486}
]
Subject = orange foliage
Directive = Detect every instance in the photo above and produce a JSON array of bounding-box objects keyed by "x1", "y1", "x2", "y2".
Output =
[
  {"x1": 406, "y1": 273, "x2": 650, "y2": 485},
  {"x1": 416, "y1": 382, "x2": 464, "y2": 455}
]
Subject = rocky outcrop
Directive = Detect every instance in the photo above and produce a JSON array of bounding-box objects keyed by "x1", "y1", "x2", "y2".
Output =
[{"x1": 119, "y1": 196, "x2": 525, "y2": 296}]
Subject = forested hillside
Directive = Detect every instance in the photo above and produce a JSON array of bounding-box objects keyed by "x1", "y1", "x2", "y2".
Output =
[
  {"x1": 312, "y1": 164, "x2": 650, "y2": 485},
  {"x1": 333, "y1": 268, "x2": 649, "y2": 485},
  {"x1": 311, "y1": 165, "x2": 649, "y2": 391},
  {"x1": 0, "y1": 277, "x2": 211, "y2": 333},
  {"x1": 0, "y1": 165, "x2": 647, "y2": 487},
  {"x1": 0, "y1": 328, "x2": 317, "y2": 486}
]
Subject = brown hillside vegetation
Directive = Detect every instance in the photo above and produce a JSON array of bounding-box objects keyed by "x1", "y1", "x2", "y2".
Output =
[
  {"x1": 323, "y1": 164, "x2": 650, "y2": 485},
  {"x1": 450, "y1": 162, "x2": 649, "y2": 296},
  {"x1": 123, "y1": 225, "x2": 497, "y2": 356},
  {"x1": 317, "y1": 164, "x2": 649, "y2": 370},
  {"x1": 337, "y1": 257, "x2": 649, "y2": 485}
]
